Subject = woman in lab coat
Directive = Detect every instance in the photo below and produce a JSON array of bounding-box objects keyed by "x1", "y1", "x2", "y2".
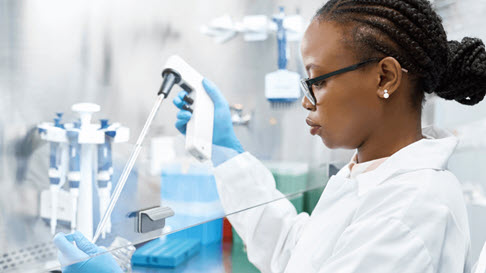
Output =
[
  {"x1": 176, "y1": 0, "x2": 486, "y2": 273},
  {"x1": 54, "y1": 0, "x2": 486, "y2": 272}
]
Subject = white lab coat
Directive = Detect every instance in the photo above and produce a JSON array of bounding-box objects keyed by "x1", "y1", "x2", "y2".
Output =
[{"x1": 213, "y1": 126, "x2": 471, "y2": 273}]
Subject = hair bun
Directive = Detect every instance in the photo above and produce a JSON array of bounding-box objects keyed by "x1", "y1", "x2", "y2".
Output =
[{"x1": 436, "y1": 37, "x2": 486, "y2": 105}]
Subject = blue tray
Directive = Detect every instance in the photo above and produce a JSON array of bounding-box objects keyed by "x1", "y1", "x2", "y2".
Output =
[{"x1": 132, "y1": 237, "x2": 201, "y2": 268}]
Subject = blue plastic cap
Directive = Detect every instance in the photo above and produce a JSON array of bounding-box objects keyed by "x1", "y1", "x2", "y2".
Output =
[
  {"x1": 56, "y1": 112, "x2": 63, "y2": 119},
  {"x1": 54, "y1": 118, "x2": 61, "y2": 128},
  {"x1": 73, "y1": 121, "x2": 81, "y2": 129},
  {"x1": 100, "y1": 119, "x2": 109, "y2": 129},
  {"x1": 38, "y1": 128, "x2": 47, "y2": 134},
  {"x1": 105, "y1": 131, "x2": 116, "y2": 138}
]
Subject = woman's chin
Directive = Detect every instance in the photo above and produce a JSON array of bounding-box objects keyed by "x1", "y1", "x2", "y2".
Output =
[
  {"x1": 319, "y1": 134, "x2": 334, "y2": 149},
  {"x1": 319, "y1": 133, "x2": 346, "y2": 150}
]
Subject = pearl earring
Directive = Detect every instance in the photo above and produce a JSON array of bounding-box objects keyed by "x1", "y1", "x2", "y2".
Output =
[{"x1": 384, "y1": 89, "x2": 389, "y2": 99}]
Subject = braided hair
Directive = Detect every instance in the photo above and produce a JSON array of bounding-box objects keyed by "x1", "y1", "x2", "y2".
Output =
[{"x1": 315, "y1": 0, "x2": 486, "y2": 106}]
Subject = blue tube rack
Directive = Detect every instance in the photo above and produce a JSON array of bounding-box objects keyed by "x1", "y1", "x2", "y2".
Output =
[{"x1": 131, "y1": 238, "x2": 201, "y2": 268}]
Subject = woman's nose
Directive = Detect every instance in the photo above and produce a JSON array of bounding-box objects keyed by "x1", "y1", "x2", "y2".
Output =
[{"x1": 302, "y1": 96, "x2": 315, "y2": 111}]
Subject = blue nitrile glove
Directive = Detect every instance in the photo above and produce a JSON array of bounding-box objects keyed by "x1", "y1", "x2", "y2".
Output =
[
  {"x1": 53, "y1": 231, "x2": 122, "y2": 273},
  {"x1": 173, "y1": 78, "x2": 244, "y2": 165}
]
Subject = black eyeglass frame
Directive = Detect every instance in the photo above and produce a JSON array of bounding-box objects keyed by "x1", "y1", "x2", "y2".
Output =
[{"x1": 300, "y1": 58, "x2": 382, "y2": 106}]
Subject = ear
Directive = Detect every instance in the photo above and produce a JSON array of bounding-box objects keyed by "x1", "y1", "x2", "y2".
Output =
[{"x1": 376, "y1": 57, "x2": 403, "y2": 99}]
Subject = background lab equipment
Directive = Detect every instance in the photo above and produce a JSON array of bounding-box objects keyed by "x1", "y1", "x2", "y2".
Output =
[
  {"x1": 38, "y1": 103, "x2": 129, "y2": 240},
  {"x1": 264, "y1": 7, "x2": 301, "y2": 109},
  {"x1": 2, "y1": 0, "x2": 486, "y2": 272}
]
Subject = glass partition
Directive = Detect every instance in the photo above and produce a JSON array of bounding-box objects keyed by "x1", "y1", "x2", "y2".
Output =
[
  {"x1": 38, "y1": 160, "x2": 330, "y2": 272},
  {"x1": 2, "y1": 141, "x2": 331, "y2": 272}
]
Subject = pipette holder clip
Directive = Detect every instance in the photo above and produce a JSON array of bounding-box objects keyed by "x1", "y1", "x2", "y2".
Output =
[{"x1": 136, "y1": 206, "x2": 175, "y2": 234}]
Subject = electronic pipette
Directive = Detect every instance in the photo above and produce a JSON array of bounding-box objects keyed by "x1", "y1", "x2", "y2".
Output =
[{"x1": 93, "y1": 55, "x2": 214, "y2": 243}]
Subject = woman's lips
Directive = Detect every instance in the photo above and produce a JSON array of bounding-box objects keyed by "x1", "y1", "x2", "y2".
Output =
[{"x1": 306, "y1": 118, "x2": 321, "y2": 136}]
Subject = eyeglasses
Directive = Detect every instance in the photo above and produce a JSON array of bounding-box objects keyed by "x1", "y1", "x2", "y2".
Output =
[{"x1": 300, "y1": 58, "x2": 382, "y2": 106}]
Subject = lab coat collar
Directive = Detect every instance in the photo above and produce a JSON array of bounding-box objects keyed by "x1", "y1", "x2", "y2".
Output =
[{"x1": 336, "y1": 126, "x2": 458, "y2": 197}]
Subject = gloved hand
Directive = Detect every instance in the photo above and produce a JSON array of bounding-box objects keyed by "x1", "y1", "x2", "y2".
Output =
[
  {"x1": 53, "y1": 231, "x2": 122, "y2": 273},
  {"x1": 173, "y1": 78, "x2": 244, "y2": 164}
]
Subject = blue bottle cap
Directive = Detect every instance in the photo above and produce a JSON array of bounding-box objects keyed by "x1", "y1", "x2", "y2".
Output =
[
  {"x1": 105, "y1": 131, "x2": 116, "y2": 138},
  {"x1": 54, "y1": 118, "x2": 62, "y2": 128},
  {"x1": 100, "y1": 119, "x2": 109, "y2": 129}
]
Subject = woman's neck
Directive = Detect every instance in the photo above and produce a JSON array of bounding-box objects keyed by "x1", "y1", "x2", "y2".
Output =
[{"x1": 356, "y1": 118, "x2": 423, "y2": 164}]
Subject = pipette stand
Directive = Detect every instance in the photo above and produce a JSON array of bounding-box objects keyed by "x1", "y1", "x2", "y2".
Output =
[{"x1": 38, "y1": 103, "x2": 129, "y2": 241}]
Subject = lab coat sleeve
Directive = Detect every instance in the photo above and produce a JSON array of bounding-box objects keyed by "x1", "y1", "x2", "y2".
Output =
[
  {"x1": 315, "y1": 217, "x2": 434, "y2": 273},
  {"x1": 213, "y1": 152, "x2": 310, "y2": 273}
]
